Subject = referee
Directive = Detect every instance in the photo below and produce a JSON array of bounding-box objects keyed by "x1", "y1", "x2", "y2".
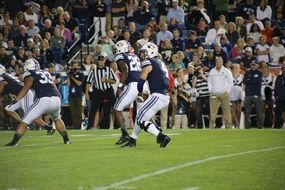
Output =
[{"x1": 85, "y1": 52, "x2": 116, "y2": 129}]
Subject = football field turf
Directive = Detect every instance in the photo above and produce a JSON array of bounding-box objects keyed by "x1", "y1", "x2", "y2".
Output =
[{"x1": 0, "y1": 129, "x2": 285, "y2": 190}]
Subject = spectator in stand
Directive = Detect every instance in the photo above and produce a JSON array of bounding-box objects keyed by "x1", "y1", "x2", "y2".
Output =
[
  {"x1": 208, "y1": 57, "x2": 233, "y2": 129},
  {"x1": 187, "y1": 0, "x2": 211, "y2": 27},
  {"x1": 38, "y1": 5, "x2": 53, "y2": 29},
  {"x1": 185, "y1": 30, "x2": 202, "y2": 53},
  {"x1": 92, "y1": 35, "x2": 114, "y2": 56},
  {"x1": 188, "y1": 53, "x2": 202, "y2": 68},
  {"x1": 261, "y1": 19, "x2": 273, "y2": 44},
  {"x1": 159, "y1": 39, "x2": 173, "y2": 65},
  {"x1": 72, "y1": 0, "x2": 90, "y2": 25},
  {"x1": 220, "y1": 35, "x2": 233, "y2": 56},
  {"x1": 274, "y1": 63, "x2": 285, "y2": 129},
  {"x1": 0, "y1": 11, "x2": 12, "y2": 28},
  {"x1": 245, "y1": 36, "x2": 257, "y2": 52},
  {"x1": 243, "y1": 60, "x2": 264, "y2": 129},
  {"x1": 111, "y1": 0, "x2": 126, "y2": 27},
  {"x1": 226, "y1": 22, "x2": 240, "y2": 45},
  {"x1": 235, "y1": 16, "x2": 247, "y2": 40},
  {"x1": 169, "y1": 53, "x2": 186, "y2": 70},
  {"x1": 16, "y1": 11, "x2": 27, "y2": 26},
  {"x1": 63, "y1": 11, "x2": 80, "y2": 40},
  {"x1": 15, "y1": 47, "x2": 26, "y2": 66},
  {"x1": 136, "y1": 28, "x2": 151, "y2": 47},
  {"x1": 230, "y1": 64, "x2": 244, "y2": 128},
  {"x1": 168, "y1": 18, "x2": 183, "y2": 35},
  {"x1": 126, "y1": 0, "x2": 138, "y2": 24},
  {"x1": 26, "y1": 19, "x2": 39, "y2": 38},
  {"x1": 10, "y1": 18, "x2": 20, "y2": 39},
  {"x1": 273, "y1": 6, "x2": 285, "y2": 29},
  {"x1": 40, "y1": 19, "x2": 54, "y2": 39},
  {"x1": 133, "y1": 1, "x2": 155, "y2": 32},
  {"x1": 52, "y1": 6, "x2": 64, "y2": 27},
  {"x1": 256, "y1": 0, "x2": 272, "y2": 22},
  {"x1": 197, "y1": 46, "x2": 206, "y2": 61},
  {"x1": 128, "y1": 22, "x2": 141, "y2": 46},
  {"x1": 236, "y1": 0, "x2": 256, "y2": 22},
  {"x1": 156, "y1": 23, "x2": 173, "y2": 46},
  {"x1": 58, "y1": 21, "x2": 72, "y2": 43},
  {"x1": 261, "y1": 62, "x2": 275, "y2": 127},
  {"x1": 33, "y1": 34, "x2": 42, "y2": 49},
  {"x1": 212, "y1": 42, "x2": 229, "y2": 66},
  {"x1": 145, "y1": 24, "x2": 157, "y2": 43},
  {"x1": 24, "y1": 5, "x2": 38, "y2": 24},
  {"x1": 240, "y1": 46, "x2": 258, "y2": 71},
  {"x1": 26, "y1": 38, "x2": 35, "y2": 51},
  {"x1": 246, "y1": 14, "x2": 264, "y2": 34},
  {"x1": 256, "y1": 35, "x2": 270, "y2": 63},
  {"x1": 167, "y1": 0, "x2": 185, "y2": 28},
  {"x1": 270, "y1": 37, "x2": 285, "y2": 66},
  {"x1": 6, "y1": 56, "x2": 18, "y2": 75},
  {"x1": 6, "y1": 39, "x2": 17, "y2": 57},
  {"x1": 219, "y1": 15, "x2": 228, "y2": 30},
  {"x1": 205, "y1": 20, "x2": 226, "y2": 45},
  {"x1": 40, "y1": 39, "x2": 53, "y2": 67},
  {"x1": 0, "y1": 46, "x2": 10, "y2": 67},
  {"x1": 192, "y1": 63, "x2": 210, "y2": 129},
  {"x1": 203, "y1": 50, "x2": 215, "y2": 71},
  {"x1": 14, "y1": 25, "x2": 29, "y2": 47},
  {"x1": 2, "y1": 26, "x2": 11, "y2": 43},
  {"x1": 171, "y1": 28, "x2": 185, "y2": 53},
  {"x1": 157, "y1": 0, "x2": 171, "y2": 24},
  {"x1": 67, "y1": 62, "x2": 85, "y2": 129},
  {"x1": 92, "y1": 0, "x2": 107, "y2": 37},
  {"x1": 50, "y1": 27, "x2": 66, "y2": 53},
  {"x1": 247, "y1": 23, "x2": 262, "y2": 43}
]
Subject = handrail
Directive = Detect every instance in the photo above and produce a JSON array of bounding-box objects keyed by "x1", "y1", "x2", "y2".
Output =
[
  {"x1": 67, "y1": 37, "x2": 81, "y2": 53},
  {"x1": 68, "y1": 48, "x2": 81, "y2": 65}
]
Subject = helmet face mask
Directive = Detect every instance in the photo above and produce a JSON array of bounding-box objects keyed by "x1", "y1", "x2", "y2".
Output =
[
  {"x1": 115, "y1": 40, "x2": 131, "y2": 54},
  {"x1": 24, "y1": 59, "x2": 40, "y2": 71},
  {"x1": 0, "y1": 64, "x2": 5, "y2": 75}
]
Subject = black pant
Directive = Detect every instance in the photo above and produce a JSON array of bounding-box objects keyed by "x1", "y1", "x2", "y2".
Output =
[
  {"x1": 196, "y1": 96, "x2": 210, "y2": 129},
  {"x1": 274, "y1": 100, "x2": 285, "y2": 129},
  {"x1": 87, "y1": 88, "x2": 116, "y2": 129},
  {"x1": 244, "y1": 96, "x2": 264, "y2": 128}
]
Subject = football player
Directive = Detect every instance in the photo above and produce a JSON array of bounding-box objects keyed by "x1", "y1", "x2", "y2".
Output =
[
  {"x1": 4, "y1": 59, "x2": 70, "y2": 146},
  {"x1": 0, "y1": 64, "x2": 55, "y2": 135},
  {"x1": 122, "y1": 42, "x2": 171, "y2": 148}
]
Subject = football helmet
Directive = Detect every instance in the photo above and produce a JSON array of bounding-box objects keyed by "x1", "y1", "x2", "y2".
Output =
[
  {"x1": 115, "y1": 40, "x2": 131, "y2": 54},
  {"x1": 0, "y1": 64, "x2": 5, "y2": 75},
  {"x1": 140, "y1": 42, "x2": 158, "y2": 58},
  {"x1": 24, "y1": 59, "x2": 40, "y2": 71}
]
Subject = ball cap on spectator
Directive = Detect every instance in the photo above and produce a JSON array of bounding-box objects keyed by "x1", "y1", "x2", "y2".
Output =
[
  {"x1": 245, "y1": 47, "x2": 252, "y2": 52},
  {"x1": 27, "y1": 38, "x2": 34, "y2": 43},
  {"x1": 215, "y1": 42, "x2": 221, "y2": 46},
  {"x1": 250, "y1": 60, "x2": 258, "y2": 65},
  {"x1": 99, "y1": 52, "x2": 108, "y2": 58},
  {"x1": 47, "y1": 63, "x2": 55, "y2": 68},
  {"x1": 172, "y1": 0, "x2": 178, "y2": 3}
]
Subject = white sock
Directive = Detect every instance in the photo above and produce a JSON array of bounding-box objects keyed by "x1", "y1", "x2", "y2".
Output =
[
  {"x1": 130, "y1": 124, "x2": 141, "y2": 139},
  {"x1": 146, "y1": 123, "x2": 160, "y2": 136}
]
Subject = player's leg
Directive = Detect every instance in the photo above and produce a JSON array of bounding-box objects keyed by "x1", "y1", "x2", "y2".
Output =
[
  {"x1": 4, "y1": 100, "x2": 22, "y2": 123},
  {"x1": 50, "y1": 97, "x2": 70, "y2": 144},
  {"x1": 113, "y1": 83, "x2": 138, "y2": 144}
]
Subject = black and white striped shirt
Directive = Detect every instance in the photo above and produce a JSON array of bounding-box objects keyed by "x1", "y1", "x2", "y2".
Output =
[
  {"x1": 86, "y1": 66, "x2": 115, "y2": 91},
  {"x1": 195, "y1": 72, "x2": 210, "y2": 98}
]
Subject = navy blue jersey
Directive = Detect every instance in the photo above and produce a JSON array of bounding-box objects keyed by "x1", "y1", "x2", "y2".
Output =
[
  {"x1": 141, "y1": 58, "x2": 169, "y2": 94},
  {"x1": 23, "y1": 70, "x2": 60, "y2": 98},
  {"x1": 0, "y1": 73, "x2": 23, "y2": 96},
  {"x1": 114, "y1": 52, "x2": 141, "y2": 84}
]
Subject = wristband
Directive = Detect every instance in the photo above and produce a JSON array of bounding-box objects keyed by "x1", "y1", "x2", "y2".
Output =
[{"x1": 137, "y1": 79, "x2": 145, "y2": 93}]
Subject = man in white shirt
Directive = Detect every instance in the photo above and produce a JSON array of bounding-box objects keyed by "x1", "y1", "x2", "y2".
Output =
[
  {"x1": 205, "y1": 20, "x2": 226, "y2": 45},
  {"x1": 208, "y1": 57, "x2": 234, "y2": 129},
  {"x1": 270, "y1": 37, "x2": 285, "y2": 66},
  {"x1": 256, "y1": 35, "x2": 270, "y2": 63},
  {"x1": 246, "y1": 14, "x2": 264, "y2": 33}
]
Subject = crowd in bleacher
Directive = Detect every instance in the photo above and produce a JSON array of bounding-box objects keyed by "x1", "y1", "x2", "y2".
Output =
[{"x1": 0, "y1": 0, "x2": 285, "y2": 130}]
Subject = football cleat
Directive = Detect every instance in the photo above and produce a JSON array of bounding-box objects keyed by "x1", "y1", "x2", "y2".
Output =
[
  {"x1": 47, "y1": 129, "x2": 56, "y2": 136},
  {"x1": 157, "y1": 133, "x2": 171, "y2": 148},
  {"x1": 115, "y1": 135, "x2": 130, "y2": 145},
  {"x1": 121, "y1": 137, "x2": 136, "y2": 148},
  {"x1": 64, "y1": 140, "x2": 71, "y2": 145},
  {"x1": 4, "y1": 142, "x2": 18, "y2": 147}
]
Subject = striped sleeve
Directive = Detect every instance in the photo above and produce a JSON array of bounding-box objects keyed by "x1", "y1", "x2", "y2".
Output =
[
  {"x1": 109, "y1": 67, "x2": 116, "y2": 81},
  {"x1": 86, "y1": 69, "x2": 94, "y2": 84},
  {"x1": 141, "y1": 60, "x2": 151, "y2": 68},
  {"x1": 114, "y1": 53, "x2": 124, "y2": 62}
]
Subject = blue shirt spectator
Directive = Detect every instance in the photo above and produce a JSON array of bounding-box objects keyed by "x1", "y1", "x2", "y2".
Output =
[{"x1": 156, "y1": 23, "x2": 173, "y2": 46}]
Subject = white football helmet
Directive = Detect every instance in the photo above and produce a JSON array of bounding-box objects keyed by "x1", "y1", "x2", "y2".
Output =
[
  {"x1": 24, "y1": 59, "x2": 40, "y2": 71},
  {"x1": 0, "y1": 64, "x2": 6, "y2": 75},
  {"x1": 140, "y1": 42, "x2": 158, "y2": 58},
  {"x1": 115, "y1": 40, "x2": 131, "y2": 54}
]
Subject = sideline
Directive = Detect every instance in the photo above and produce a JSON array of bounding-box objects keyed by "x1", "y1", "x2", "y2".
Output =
[{"x1": 93, "y1": 146, "x2": 285, "y2": 190}]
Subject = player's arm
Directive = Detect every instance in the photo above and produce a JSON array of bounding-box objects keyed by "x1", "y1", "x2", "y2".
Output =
[
  {"x1": 14, "y1": 76, "x2": 34, "y2": 102},
  {"x1": 137, "y1": 65, "x2": 152, "y2": 93},
  {"x1": 117, "y1": 60, "x2": 128, "y2": 86}
]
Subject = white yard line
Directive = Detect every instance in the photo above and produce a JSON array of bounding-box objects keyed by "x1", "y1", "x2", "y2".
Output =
[{"x1": 93, "y1": 146, "x2": 285, "y2": 190}]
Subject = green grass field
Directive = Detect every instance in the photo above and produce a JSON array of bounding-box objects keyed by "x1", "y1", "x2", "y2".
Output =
[{"x1": 0, "y1": 129, "x2": 285, "y2": 190}]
